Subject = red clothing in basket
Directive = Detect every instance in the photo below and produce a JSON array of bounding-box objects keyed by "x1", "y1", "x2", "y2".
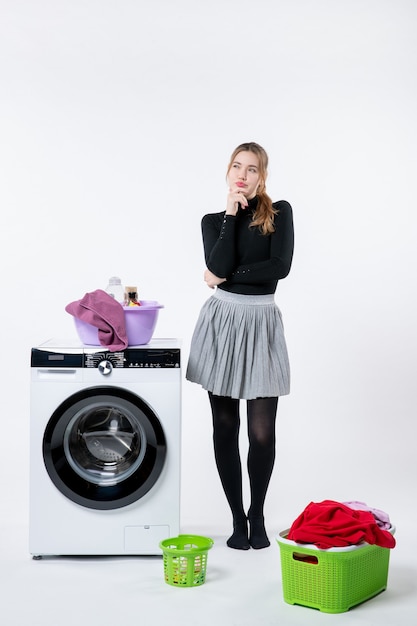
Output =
[{"x1": 287, "y1": 500, "x2": 395, "y2": 549}]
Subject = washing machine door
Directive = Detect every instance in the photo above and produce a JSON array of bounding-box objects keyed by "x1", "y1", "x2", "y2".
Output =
[{"x1": 43, "y1": 386, "x2": 167, "y2": 510}]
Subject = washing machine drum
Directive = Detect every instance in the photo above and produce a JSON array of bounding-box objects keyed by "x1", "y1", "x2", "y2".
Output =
[{"x1": 43, "y1": 387, "x2": 167, "y2": 510}]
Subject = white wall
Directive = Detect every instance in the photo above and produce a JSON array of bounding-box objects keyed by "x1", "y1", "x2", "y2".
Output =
[{"x1": 1, "y1": 0, "x2": 416, "y2": 534}]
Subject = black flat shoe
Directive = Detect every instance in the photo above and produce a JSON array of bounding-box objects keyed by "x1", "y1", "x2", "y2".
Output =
[
  {"x1": 227, "y1": 519, "x2": 250, "y2": 550},
  {"x1": 248, "y1": 516, "x2": 270, "y2": 549}
]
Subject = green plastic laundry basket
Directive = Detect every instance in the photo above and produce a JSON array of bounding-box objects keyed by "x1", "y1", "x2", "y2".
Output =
[
  {"x1": 159, "y1": 535, "x2": 214, "y2": 587},
  {"x1": 276, "y1": 527, "x2": 395, "y2": 613}
]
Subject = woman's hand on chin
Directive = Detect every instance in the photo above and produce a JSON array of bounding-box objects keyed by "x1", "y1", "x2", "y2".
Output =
[{"x1": 225, "y1": 187, "x2": 248, "y2": 215}]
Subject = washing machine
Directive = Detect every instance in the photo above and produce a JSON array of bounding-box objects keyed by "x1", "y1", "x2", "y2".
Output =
[{"x1": 29, "y1": 338, "x2": 181, "y2": 558}]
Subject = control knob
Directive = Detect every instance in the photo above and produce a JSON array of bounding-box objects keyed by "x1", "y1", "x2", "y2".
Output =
[{"x1": 98, "y1": 360, "x2": 113, "y2": 376}]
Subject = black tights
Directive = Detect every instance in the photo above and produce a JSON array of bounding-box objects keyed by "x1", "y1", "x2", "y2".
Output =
[{"x1": 208, "y1": 392, "x2": 278, "y2": 549}]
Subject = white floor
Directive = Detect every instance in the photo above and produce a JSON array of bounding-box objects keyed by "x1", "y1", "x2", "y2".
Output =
[{"x1": 2, "y1": 518, "x2": 416, "y2": 626}]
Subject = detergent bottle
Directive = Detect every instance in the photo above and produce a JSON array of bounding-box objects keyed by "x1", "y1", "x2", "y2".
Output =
[{"x1": 105, "y1": 277, "x2": 125, "y2": 304}]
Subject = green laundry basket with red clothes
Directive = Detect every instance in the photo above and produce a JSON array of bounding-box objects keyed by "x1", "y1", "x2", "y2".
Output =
[{"x1": 276, "y1": 500, "x2": 396, "y2": 613}]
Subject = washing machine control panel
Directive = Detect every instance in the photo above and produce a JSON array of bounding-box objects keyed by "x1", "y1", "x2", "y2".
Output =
[
  {"x1": 31, "y1": 347, "x2": 181, "y2": 369},
  {"x1": 85, "y1": 349, "x2": 180, "y2": 369}
]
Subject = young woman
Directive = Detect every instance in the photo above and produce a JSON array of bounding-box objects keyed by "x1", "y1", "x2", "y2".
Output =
[{"x1": 186, "y1": 142, "x2": 294, "y2": 549}]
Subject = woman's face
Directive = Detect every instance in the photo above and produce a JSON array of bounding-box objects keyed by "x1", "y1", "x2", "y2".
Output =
[{"x1": 227, "y1": 151, "x2": 261, "y2": 199}]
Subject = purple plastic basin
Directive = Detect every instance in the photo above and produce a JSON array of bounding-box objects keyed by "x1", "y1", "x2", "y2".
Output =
[{"x1": 73, "y1": 300, "x2": 164, "y2": 346}]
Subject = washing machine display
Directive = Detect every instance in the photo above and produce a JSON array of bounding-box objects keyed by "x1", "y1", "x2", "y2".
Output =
[{"x1": 30, "y1": 339, "x2": 181, "y2": 557}]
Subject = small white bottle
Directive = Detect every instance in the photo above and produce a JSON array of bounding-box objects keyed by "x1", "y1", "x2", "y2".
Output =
[{"x1": 105, "y1": 277, "x2": 125, "y2": 304}]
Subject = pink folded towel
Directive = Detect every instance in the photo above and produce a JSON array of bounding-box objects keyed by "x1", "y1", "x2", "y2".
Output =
[{"x1": 65, "y1": 289, "x2": 128, "y2": 351}]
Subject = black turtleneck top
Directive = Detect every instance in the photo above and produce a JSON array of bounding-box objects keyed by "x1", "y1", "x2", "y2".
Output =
[{"x1": 201, "y1": 197, "x2": 294, "y2": 295}]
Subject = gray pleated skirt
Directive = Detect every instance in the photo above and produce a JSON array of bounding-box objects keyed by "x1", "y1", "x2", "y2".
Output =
[{"x1": 186, "y1": 289, "x2": 290, "y2": 400}]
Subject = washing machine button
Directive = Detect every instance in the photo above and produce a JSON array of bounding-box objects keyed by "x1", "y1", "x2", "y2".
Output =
[{"x1": 98, "y1": 360, "x2": 113, "y2": 375}]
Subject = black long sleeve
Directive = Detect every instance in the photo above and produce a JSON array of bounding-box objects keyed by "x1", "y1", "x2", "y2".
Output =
[{"x1": 201, "y1": 199, "x2": 294, "y2": 295}]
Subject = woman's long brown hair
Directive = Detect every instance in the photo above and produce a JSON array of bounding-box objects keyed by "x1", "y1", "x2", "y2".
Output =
[{"x1": 227, "y1": 142, "x2": 276, "y2": 235}]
